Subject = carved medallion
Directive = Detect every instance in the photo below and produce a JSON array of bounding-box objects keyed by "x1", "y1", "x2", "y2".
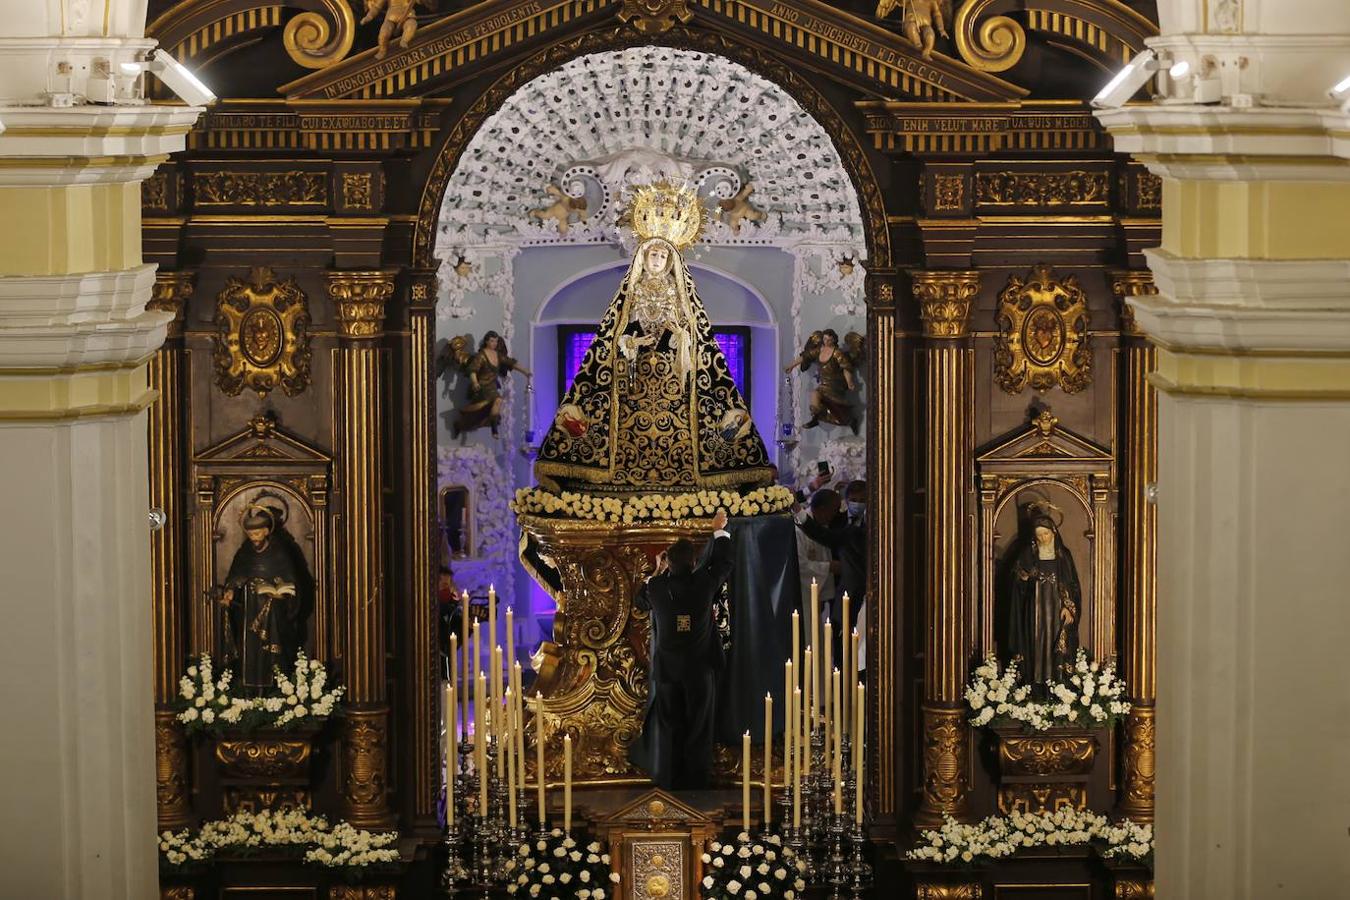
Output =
[
  {"x1": 994, "y1": 264, "x2": 1091, "y2": 394},
  {"x1": 617, "y1": 0, "x2": 694, "y2": 35},
  {"x1": 213, "y1": 267, "x2": 312, "y2": 398}
]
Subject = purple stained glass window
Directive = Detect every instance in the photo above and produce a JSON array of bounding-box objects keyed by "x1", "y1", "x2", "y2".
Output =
[{"x1": 560, "y1": 327, "x2": 749, "y2": 399}]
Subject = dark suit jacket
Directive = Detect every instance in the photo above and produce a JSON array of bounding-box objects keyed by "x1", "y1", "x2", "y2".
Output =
[
  {"x1": 634, "y1": 533, "x2": 734, "y2": 683},
  {"x1": 798, "y1": 513, "x2": 867, "y2": 606}
]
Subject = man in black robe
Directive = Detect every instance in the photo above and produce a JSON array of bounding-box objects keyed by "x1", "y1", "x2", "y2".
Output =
[
  {"x1": 218, "y1": 502, "x2": 314, "y2": 695},
  {"x1": 632, "y1": 509, "x2": 734, "y2": 790}
]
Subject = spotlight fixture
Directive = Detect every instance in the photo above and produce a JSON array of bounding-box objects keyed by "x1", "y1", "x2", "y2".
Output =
[
  {"x1": 1168, "y1": 60, "x2": 1190, "y2": 80},
  {"x1": 1091, "y1": 49, "x2": 1160, "y2": 109},
  {"x1": 146, "y1": 49, "x2": 215, "y2": 106},
  {"x1": 1332, "y1": 74, "x2": 1350, "y2": 113}
]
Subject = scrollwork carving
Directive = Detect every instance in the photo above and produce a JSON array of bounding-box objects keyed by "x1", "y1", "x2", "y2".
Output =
[
  {"x1": 994, "y1": 729, "x2": 1097, "y2": 776},
  {"x1": 212, "y1": 267, "x2": 312, "y2": 398},
  {"x1": 194, "y1": 171, "x2": 326, "y2": 207},
  {"x1": 918, "y1": 704, "x2": 970, "y2": 822},
  {"x1": 1120, "y1": 705, "x2": 1156, "y2": 820},
  {"x1": 155, "y1": 711, "x2": 192, "y2": 829},
  {"x1": 214, "y1": 736, "x2": 314, "y2": 779},
  {"x1": 283, "y1": 0, "x2": 357, "y2": 69},
  {"x1": 916, "y1": 881, "x2": 984, "y2": 899},
  {"x1": 341, "y1": 709, "x2": 392, "y2": 827},
  {"x1": 953, "y1": 0, "x2": 1026, "y2": 72},
  {"x1": 618, "y1": 0, "x2": 694, "y2": 36},
  {"x1": 994, "y1": 264, "x2": 1091, "y2": 394},
  {"x1": 975, "y1": 171, "x2": 1110, "y2": 207}
]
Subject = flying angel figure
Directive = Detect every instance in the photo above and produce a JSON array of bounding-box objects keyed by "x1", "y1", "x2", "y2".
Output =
[
  {"x1": 436, "y1": 331, "x2": 532, "y2": 439},
  {"x1": 785, "y1": 329, "x2": 867, "y2": 433},
  {"x1": 876, "y1": 0, "x2": 951, "y2": 60}
]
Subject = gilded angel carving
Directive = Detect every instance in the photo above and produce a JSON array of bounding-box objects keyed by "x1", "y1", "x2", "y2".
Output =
[
  {"x1": 528, "y1": 184, "x2": 589, "y2": 235},
  {"x1": 361, "y1": 0, "x2": 432, "y2": 60},
  {"x1": 876, "y1": 0, "x2": 951, "y2": 60},
  {"x1": 716, "y1": 183, "x2": 765, "y2": 234},
  {"x1": 436, "y1": 331, "x2": 532, "y2": 439},
  {"x1": 785, "y1": 329, "x2": 866, "y2": 433}
]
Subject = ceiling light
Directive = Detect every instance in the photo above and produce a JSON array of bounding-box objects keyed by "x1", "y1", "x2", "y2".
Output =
[{"x1": 147, "y1": 49, "x2": 215, "y2": 106}]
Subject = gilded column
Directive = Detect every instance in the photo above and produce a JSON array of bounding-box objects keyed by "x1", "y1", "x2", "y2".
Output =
[
  {"x1": 1111, "y1": 270, "x2": 1158, "y2": 823},
  {"x1": 865, "y1": 270, "x2": 897, "y2": 820},
  {"x1": 408, "y1": 269, "x2": 440, "y2": 829},
  {"x1": 330, "y1": 269, "x2": 397, "y2": 829},
  {"x1": 911, "y1": 269, "x2": 980, "y2": 827},
  {"x1": 148, "y1": 270, "x2": 194, "y2": 830}
]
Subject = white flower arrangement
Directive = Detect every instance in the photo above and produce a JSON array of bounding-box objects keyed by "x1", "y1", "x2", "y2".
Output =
[
  {"x1": 966, "y1": 649, "x2": 1130, "y2": 732},
  {"x1": 159, "y1": 808, "x2": 400, "y2": 876},
  {"x1": 906, "y1": 809, "x2": 1153, "y2": 868},
  {"x1": 700, "y1": 833, "x2": 805, "y2": 900},
  {"x1": 175, "y1": 652, "x2": 344, "y2": 735},
  {"x1": 505, "y1": 829, "x2": 619, "y2": 900},
  {"x1": 511, "y1": 485, "x2": 796, "y2": 524}
]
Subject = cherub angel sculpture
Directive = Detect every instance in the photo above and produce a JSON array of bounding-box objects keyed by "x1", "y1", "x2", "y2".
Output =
[
  {"x1": 876, "y1": 0, "x2": 950, "y2": 60},
  {"x1": 437, "y1": 331, "x2": 532, "y2": 438},
  {"x1": 785, "y1": 329, "x2": 866, "y2": 433},
  {"x1": 362, "y1": 0, "x2": 432, "y2": 60}
]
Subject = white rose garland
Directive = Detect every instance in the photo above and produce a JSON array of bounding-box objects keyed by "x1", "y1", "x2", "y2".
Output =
[
  {"x1": 159, "y1": 809, "x2": 400, "y2": 872},
  {"x1": 511, "y1": 486, "x2": 796, "y2": 524}
]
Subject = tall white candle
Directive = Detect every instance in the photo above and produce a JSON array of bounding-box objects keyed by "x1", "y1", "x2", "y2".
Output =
[
  {"x1": 832, "y1": 668, "x2": 842, "y2": 815},
  {"x1": 505, "y1": 686, "x2": 517, "y2": 827},
  {"x1": 763, "y1": 693, "x2": 773, "y2": 829},
  {"x1": 791, "y1": 610, "x2": 800, "y2": 681},
  {"x1": 477, "y1": 671, "x2": 488, "y2": 812},
  {"x1": 742, "y1": 731, "x2": 751, "y2": 832},
  {"x1": 535, "y1": 691, "x2": 546, "y2": 827},
  {"x1": 783, "y1": 660, "x2": 793, "y2": 801},
  {"x1": 444, "y1": 681, "x2": 455, "y2": 826},
  {"x1": 823, "y1": 619, "x2": 833, "y2": 740},
  {"x1": 802, "y1": 647, "x2": 813, "y2": 777},
  {"x1": 563, "y1": 734, "x2": 573, "y2": 834},
  {"x1": 810, "y1": 579, "x2": 820, "y2": 727},
  {"x1": 855, "y1": 682, "x2": 865, "y2": 824},
  {"x1": 841, "y1": 593, "x2": 851, "y2": 734},
  {"x1": 792, "y1": 686, "x2": 802, "y2": 829}
]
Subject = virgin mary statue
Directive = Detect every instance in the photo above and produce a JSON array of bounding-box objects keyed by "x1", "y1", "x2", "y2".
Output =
[{"x1": 535, "y1": 181, "x2": 774, "y2": 493}]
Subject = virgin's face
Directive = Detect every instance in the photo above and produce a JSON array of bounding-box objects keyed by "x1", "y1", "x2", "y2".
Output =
[
  {"x1": 644, "y1": 244, "x2": 670, "y2": 277},
  {"x1": 1034, "y1": 525, "x2": 1055, "y2": 547}
]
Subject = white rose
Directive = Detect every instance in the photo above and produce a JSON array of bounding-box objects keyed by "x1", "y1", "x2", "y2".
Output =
[
  {"x1": 194, "y1": 697, "x2": 206, "y2": 708},
  {"x1": 202, "y1": 709, "x2": 215, "y2": 724}
]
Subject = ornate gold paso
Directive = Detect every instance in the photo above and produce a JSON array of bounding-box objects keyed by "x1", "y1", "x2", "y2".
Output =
[
  {"x1": 283, "y1": 0, "x2": 357, "y2": 69},
  {"x1": 994, "y1": 264, "x2": 1091, "y2": 394},
  {"x1": 329, "y1": 270, "x2": 396, "y2": 339},
  {"x1": 913, "y1": 270, "x2": 980, "y2": 338},
  {"x1": 975, "y1": 171, "x2": 1110, "y2": 207},
  {"x1": 519, "y1": 515, "x2": 740, "y2": 782},
  {"x1": 194, "y1": 171, "x2": 327, "y2": 207},
  {"x1": 618, "y1": 0, "x2": 695, "y2": 35},
  {"x1": 212, "y1": 266, "x2": 312, "y2": 398}
]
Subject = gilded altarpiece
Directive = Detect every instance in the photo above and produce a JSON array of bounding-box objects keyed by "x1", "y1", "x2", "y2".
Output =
[{"x1": 140, "y1": 0, "x2": 1161, "y2": 892}]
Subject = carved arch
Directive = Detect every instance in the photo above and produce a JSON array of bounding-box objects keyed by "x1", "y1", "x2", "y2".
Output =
[
  {"x1": 410, "y1": 25, "x2": 894, "y2": 273},
  {"x1": 148, "y1": 0, "x2": 356, "y2": 71}
]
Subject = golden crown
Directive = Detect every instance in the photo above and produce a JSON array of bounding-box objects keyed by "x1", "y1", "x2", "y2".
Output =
[{"x1": 625, "y1": 179, "x2": 704, "y2": 250}]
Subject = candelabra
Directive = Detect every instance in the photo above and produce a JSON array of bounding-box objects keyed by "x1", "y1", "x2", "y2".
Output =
[
  {"x1": 439, "y1": 818, "x2": 463, "y2": 896},
  {"x1": 848, "y1": 818, "x2": 872, "y2": 899},
  {"x1": 826, "y1": 812, "x2": 848, "y2": 900}
]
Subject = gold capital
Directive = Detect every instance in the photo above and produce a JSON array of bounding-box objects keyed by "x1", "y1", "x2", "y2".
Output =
[
  {"x1": 328, "y1": 270, "x2": 396, "y2": 339},
  {"x1": 1109, "y1": 269, "x2": 1159, "y2": 337},
  {"x1": 149, "y1": 270, "x2": 196, "y2": 338},
  {"x1": 912, "y1": 270, "x2": 981, "y2": 338}
]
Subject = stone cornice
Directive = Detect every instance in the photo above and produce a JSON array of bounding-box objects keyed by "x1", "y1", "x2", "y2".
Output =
[{"x1": 1095, "y1": 105, "x2": 1350, "y2": 181}]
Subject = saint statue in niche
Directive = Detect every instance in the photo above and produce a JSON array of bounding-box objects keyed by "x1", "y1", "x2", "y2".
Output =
[
  {"x1": 785, "y1": 329, "x2": 866, "y2": 434},
  {"x1": 439, "y1": 331, "x2": 533, "y2": 439},
  {"x1": 534, "y1": 180, "x2": 773, "y2": 493},
  {"x1": 1000, "y1": 499, "x2": 1082, "y2": 687},
  {"x1": 216, "y1": 491, "x2": 315, "y2": 695}
]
